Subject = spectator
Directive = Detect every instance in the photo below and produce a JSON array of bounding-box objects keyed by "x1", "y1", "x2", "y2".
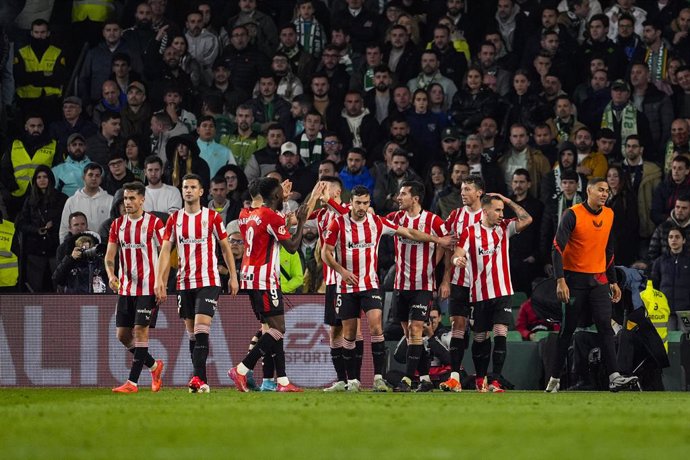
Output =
[
  {"x1": 120, "y1": 81, "x2": 152, "y2": 138},
  {"x1": 579, "y1": 69, "x2": 612, "y2": 131},
  {"x1": 184, "y1": 11, "x2": 219, "y2": 87},
  {"x1": 207, "y1": 176, "x2": 232, "y2": 224},
  {"x1": 86, "y1": 110, "x2": 123, "y2": 168},
  {"x1": 630, "y1": 62, "x2": 674, "y2": 156},
  {"x1": 673, "y1": 66, "x2": 690, "y2": 119},
  {"x1": 48, "y1": 97, "x2": 98, "y2": 156},
  {"x1": 593, "y1": 127, "x2": 619, "y2": 166},
  {"x1": 621, "y1": 134, "x2": 663, "y2": 239},
  {"x1": 606, "y1": 165, "x2": 640, "y2": 266},
  {"x1": 199, "y1": 95, "x2": 234, "y2": 142},
  {"x1": 277, "y1": 23, "x2": 316, "y2": 86},
  {"x1": 244, "y1": 123, "x2": 283, "y2": 182},
  {"x1": 651, "y1": 227, "x2": 690, "y2": 317},
  {"x1": 59, "y1": 163, "x2": 113, "y2": 243},
  {"x1": 217, "y1": 164, "x2": 248, "y2": 223},
  {"x1": 53, "y1": 133, "x2": 91, "y2": 197},
  {"x1": 247, "y1": 74, "x2": 292, "y2": 134},
  {"x1": 293, "y1": 0, "x2": 325, "y2": 58},
  {"x1": 122, "y1": 2, "x2": 157, "y2": 64},
  {"x1": 196, "y1": 115, "x2": 237, "y2": 178},
  {"x1": 315, "y1": 44, "x2": 350, "y2": 104},
  {"x1": 477, "y1": 40, "x2": 512, "y2": 97},
  {"x1": 339, "y1": 148, "x2": 375, "y2": 194},
  {"x1": 219, "y1": 24, "x2": 270, "y2": 95},
  {"x1": 53, "y1": 231, "x2": 108, "y2": 294},
  {"x1": 371, "y1": 116, "x2": 423, "y2": 172},
  {"x1": 533, "y1": 123, "x2": 559, "y2": 165},
  {"x1": 55, "y1": 212, "x2": 88, "y2": 263},
  {"x1": 123, "y1": 134, "x2": 150, "y2": 182},
  {"x1": 502, "y1": 69, "x2": 543, "y2": 136},
  {"x1": 372, "y1": 150, "x2": 422, "y2": 214},
  {"x1": 577, "y1": 14, "x2": 627, "y2": 80},
  {"x1": 614, "y1": 13, "x2": 644, "y2": 66},
  {"x1": 493, "y1": 0, "x2": 530, "y2": 57},
  {"x1": 432, "y1": 160, "x2": 469, "y2": 219},
  {"x1": 335, "y1": 0, "x2": 380, "y2": 54},
  {"x1": 1, "y1": 113, "x2": 59, "y2": 217},
  {"x1": 294, "y1": 110, "x2": 325, "y2": 166},
  {"x1": 654, "y1": 155, "x2": 690, "y2": 225},
  {"x1": 226, "y1": 0, "x2": 278, "y2": 57},
  {"x1": 390, "y1": 84, "x2": 413, "y2": 118},
  {"x1": 266, "y1": 52, "x2": 304, "y2": 102},
  {"x1": 663, "y1": 119, "x2": 690, "y2": 175},
  {"x1": 220, "y1": 104, "x2": 267, "y2": 168},
  {"x1": 169, "y1": 34, "x2": 202, "y2": 89},
  {"x1": 546, "y1": 96, "x2": 586, "y2": 144},
  {"x1": 102, "y1": 153, "x2": 137, "y2": 196},
  {"x1": 97, "y1": 188, "x2": 125, "y2": 243},
  {"x1": 15, "y1": 166, "x2": 67, "y2": 292},
  {"x1": 383, "y1": 24, "x2": 420, "y2": 86},
  {"x1": 423, "y1": 162, "x2": 448, "y2": 211},
  {"x1": 309, "y1": 73, "x2": 342, "y2": 132},
  {"x1": 323, "y1": 132, "x2": 345, "y2": 168},
  {"x1": 274, "y1": 141, "x2": 317, "y2": 202},
  {"x1": 464, "y1": 134, "x2": 505, "y2": 194},
  {"x1": 648, "y1": 195, "x2": 690, "y2": 263},
  {"x1": 574, "y1": 127, "x2": 608, "y2": 180},
  {"x1": 333, "y1": 90, "x2": 380, "y2": 153},
  {"x1": 515, "y1": 296, "x2": 561, "y2": 341},
  {"x1": 600, "y1": 79, "x2": 653, "y2": 162},
  {"x1": 479, "y1": 116, "x2": 504, "y2": 163},
  {"x1": 427, "y1": 24, "x2": 468, "y2": 90},
  {"x1": 363, "y1": 65, "x2": 395, "y2": 125},
  {"x1": 92, "y1": 80, "x2": 126, "y2": 126},
  {"x1": 505, "y1": 169, "x2": 544, "y2": 295},
  {"x1": 164, "y1": 134, "x2": 210, "y2": 195},
  {"x1": 498, "y1": 124, "x2": 551, "y2": 197},
  {"x1": 149, "y1": 112, "x2": 189, "y2": 166},
  {"x1": 109, "y1": 51, "x2": 142, "y2": 98},
  {"x1": 606, "y1": 0, "x2": 647, "y2": 41},
  {"x1": 201, "y1": 60, "x2": 249, "y2": 118},
  {"x1": 407, "y1": 50, "x2": 458, "y2": 105},
  {"x1": 639, "y1": 19, "x2": 671, "y2": 86},
  {"x1": 157, "y1": 85, "x2": 197, "y2": 133},
  {"x1": 540, "y1": 141, "x2": 587, "y2": 202},
  {"x1": 406, "y1": 88, "x2": 448, "y2": 153},
  {"x1": 78, "y1": 20, "x2": 142, "y2": 107},
  {"x1": 142, "y1": 155, "x2": 182, "y2": 215}
]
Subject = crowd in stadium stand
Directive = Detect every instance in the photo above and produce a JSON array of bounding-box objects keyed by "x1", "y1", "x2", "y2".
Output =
[{"x1": 0, "y1": 1, "x2": 689, "y2": 333}]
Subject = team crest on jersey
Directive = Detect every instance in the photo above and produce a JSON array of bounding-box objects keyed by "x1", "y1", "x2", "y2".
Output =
[
  {"x1": 323, "y1": 230, "x2": 332, "y2": 239},
  {"x1": 202, "y1": 219, "x2": 208, "y2": 227},
  {"x1": 278, "y1": 225, "x2": 286, "y2": 235}
]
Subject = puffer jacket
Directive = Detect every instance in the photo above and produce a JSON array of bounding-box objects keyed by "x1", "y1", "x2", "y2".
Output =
[
  {"x1": 651, "y1": 251, "x2": 690, "y2": 312},
  {"x1": 640, "y1": 85, "x2": 674, "y2": 155},
  {"x1": 450, "y1": 87, "x2": 499, "y2": 134}
]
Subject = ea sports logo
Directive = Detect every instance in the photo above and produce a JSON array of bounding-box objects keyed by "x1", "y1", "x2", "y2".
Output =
[{"x1": 284, "y1": 303, "x2": 334, "y2": 387}]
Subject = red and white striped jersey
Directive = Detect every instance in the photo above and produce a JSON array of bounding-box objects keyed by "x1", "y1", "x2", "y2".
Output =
[
  {"x1": 386, "y1": 210, "x2": 446, "y2": 291},
  {"x1": 239, "y1": 206, "x2": 291, "y2": 290},
  {"x1": 459, "y1": 219, "x2": 517, "y2": 302},
  {"x1": 312, "y1": 200, "x2": 350, "y2": 285},
  {"x1": 108, "y1": 213, "x2": 164, "y2": 296},
  {"x1": 324, "y1": 213, "x2": 398, "y2": 293},
  {"x1": 444, "y1": 206, "x2": 483, "y2": 285},
  {"x1": 163, "y1": 207, "x2": 227, "y2": 290}
]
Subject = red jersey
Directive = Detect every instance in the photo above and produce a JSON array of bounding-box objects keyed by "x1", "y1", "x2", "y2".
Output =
[
  {"x1": 444, "y1": 206, "x2": 482, "y2": 286},
  {"x1": 163, "y1": 207, "x2": 227, "y2": 290},
  {"x1": 459, "y1": 219, "x2": 517, "y2": 302},
  {"x1": 324, "y1": 212, "x2": 398, "y2": 293},
  {"x1": 311, "y1": 199, "x2": 350, "y2": 285},
  {"x1": 387, "y1": 210, "x2": 445, "y2": 291},
  {"x1": 239, "y1": 206, "x2": 291, "y2": 290},
  {"x1": 108, "y1": 212, "x2": 164, "y2": 296}
]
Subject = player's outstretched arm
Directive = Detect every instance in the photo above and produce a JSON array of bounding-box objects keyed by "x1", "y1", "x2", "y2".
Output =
[
  {"x1": 322, "y1": 243, "x2": 358, "y2": 286},
  {"x1": 396, "y1": 226, "x2": 456, "y2": 250},
  {"x1": 438, "y1": 249, "x2": 452, "y2": 299},
  {"x1": 219, "y1": 237, "x2": 239, "y2": 296},
  {"x1": 155, "y1": 240, "x2": 173, "y2": 303},
  {"x1": 280, "y1": 204, "x2": 308, "y2": 253}
]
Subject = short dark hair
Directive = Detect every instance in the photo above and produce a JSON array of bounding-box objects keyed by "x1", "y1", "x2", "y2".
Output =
[
  {"x1": 672, "y1": 155, "x2": 690, "y2": 169},
  {"x1": 319, "y1": 159, "x2": 338, "y2": 170},
  {"x1": 351, "y1": 185, "x2": 370, "y2": 197},
  {"x1": 587, "y1": 177, "x2": 608, "y2": 188},
  {"x1": 481, "y1": 194, "x2": 502, "y2": 207},
  {"x1": 597, "y1": 128, "x2": 616, "y2": 140},
  {"x1": 182, "y1": 173, "x2": 203, "y2": 186},
  {"x1": 513, "y1": 168, "x2": 531, "y2": 181},
  {"x1": 266, "y1": 123, "x2": 284, "y2": 134},
  {"x1": 590, "y1": 14, "x2": 609, "y2": 28},
  {"x1": 101, "y1": 110, "x2": 121, "y2": 124},
  {"x1": 400, "y1": 180, "x2": 425, "y2": 200},
  {"x1": 462, "y1": 175, "x2": 485, "y2": 192},
  {"x1": 69, "y1": 211, "x2": 87, "y2": 224},
  {"x1": 248, "y1": 178, "x2": 261, "y2": 198},
  {"x1": 320, "y1": 174, "x2": 343, "y2": 189},
  {"x1": 667, "y1": 225, "x2": 686, "y2": 238},
  {"x1": 197, "y1": 114, "x2": 215, "y2": 126},
  {"x1": 259, "y1": 177, "x2": 281, "y2": 201},
  {"x1": 347, "y1": 148, "x2": 367, "y2": 158},
  {"x1": 211, "y1": 175, "x2": 227, "y2": 186},
  {"x1": 144, "y1": 155, "x2": 163, "y2": 168},
  {"x1": 123, "y1": 181, "x2": 146, "y2": 196},
  {"x1": 83, "y1": 162, "x2": 103, "y2": 176}
]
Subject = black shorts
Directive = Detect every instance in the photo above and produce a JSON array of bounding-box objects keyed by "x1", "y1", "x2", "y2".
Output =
[
  {"x1": 324, "y1": 284, "x2": 341, "y2": 326},
  {"x1": 470, "y1": 296, "x2": 512, "y2": 332},
  {"x1": 448, "y1": 284, "x2": 471, "y2": 317},
  {"x1": 248, "y1": 288, "x2": 285, "y2": 322},
  {"x1": 177, "y1": 286, "x2": 221, "y2": 319},
  {"x1": 116, "y1": 295, "x2": 158, "y2": 328},
  {"x1": 338, "y1": 289, "x2": 382, "y2": 320},
  {"x1": 394, "y1": 290, "x2": 432, "y2": 323}
]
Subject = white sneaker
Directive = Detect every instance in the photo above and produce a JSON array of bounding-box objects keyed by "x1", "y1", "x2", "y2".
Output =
[
  {"x1": 545, "y1": 377, "x2": 560, "y2": 393},
  {"x1": 323, "y1": 381, "x2": 348, "y2": 392},
  {"x1": 609, "y1": 374, "x2": 638, "y2": 392},
  {"x1": 346, "y1": 379, "x2": 361, "y2": 392},
  {"x1": 372, "y1": 377, "x2": 389, "y2": 392},
  {"x1": 198, "y1": 383, "x2": 211, "y2": 393}
]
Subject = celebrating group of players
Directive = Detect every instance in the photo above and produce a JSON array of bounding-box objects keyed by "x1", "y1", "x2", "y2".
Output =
[{"x1": 105, "y1": 170, "x2": 534, "y2": 394}]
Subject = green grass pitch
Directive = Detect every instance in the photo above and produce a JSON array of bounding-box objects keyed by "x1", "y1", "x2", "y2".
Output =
[{"x1": 1, "y1": 389, "x2": 689, "y2": 460}]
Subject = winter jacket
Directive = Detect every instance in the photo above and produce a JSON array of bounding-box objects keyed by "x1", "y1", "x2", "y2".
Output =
[
  {"x1": 648, "y1": 212, "x2": 690, "y2": 262},
  {"x1": 48, "y1": 117, "x2": 98, "y2": 156},
  {"x1": 498, "y1": 147, "x2": 551, "y2": 198},
  {"x1": 651, "y1": 176, "x2": 690, "y2": 226},
  {"x1": 651, "y1": 251, "x2": 690, "y2": 312},
  {"x1": 219, "y1": 45, "x2": 271, "y2": 95},
  {"x1": 15, "y1": 166, "x2": 67, "y2": 257},
  {"x1": 607, "y1": 190, "x2": 640, "y2": 267},
  {"x1": 333, "y1": 110, "x2": 381, "y2": 154},
  {"x1": 450, "y1": 87, "x2": 499, "y2": 134},
  {"x1": 59, "y1": 187, "x2": 113, "y2": 243},
  {"x1": 244, "y1": 146, "x2": 279, "y2": 182},
  {"x1": 406, "y1": 111, "x2": 448, "y2": 154},
  {"x1": 501, "y1": 91, "x2": 543, "y2": 134},
  {"x1": 638, "y1": 84, "x2": 674, "y2": 155},
  {"x1": 339, "y1": 166, "x2": 375, "y2": 195},
  {"x1": 78, "y1": 39, "x2": 143, "y2": 105}
]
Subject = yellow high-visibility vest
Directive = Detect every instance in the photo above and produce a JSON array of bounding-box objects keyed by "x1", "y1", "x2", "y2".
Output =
[
  {"x1": 15, "y1": 45, "x2": 63, "y2": 99},
  {"x1": 72, "y1": 0, "x2": 115, "y2": 22},
  {"x1": 10, "y1": 139, "x2": 57, "y2": 197},
  {"x1": 0, "y1": 220, "x2": 19, "y2": 288},
  {"x1": 640, "y1": 280, "x2": 670, "y2": 352}
]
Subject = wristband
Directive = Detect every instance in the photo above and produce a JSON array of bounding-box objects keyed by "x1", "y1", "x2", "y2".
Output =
[{"x1": 452, "y1": 256, "x2": 459, "y2": 266}]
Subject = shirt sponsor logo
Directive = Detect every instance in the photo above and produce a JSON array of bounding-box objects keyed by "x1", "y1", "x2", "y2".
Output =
[
  {"x1": 478, "y1": 247, "x2": 498, "y2": 256},
  {"x1": 120, "y1": 243, "x2": 147, "y2": 250},
  {"x1": 178, "y1": 236, "x2": 207, "y2": 245},
  {"x1": 347, "y1": 241, "x2": 375, "y2": 249}
]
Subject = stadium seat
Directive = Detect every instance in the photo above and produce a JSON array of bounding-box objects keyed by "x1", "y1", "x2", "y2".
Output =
[
  {"x1": 511, "y1": 291, "x2": 528, "y2": 308},
  {"x1": 507, "y1": 331, "x2": 522, "y2": 342},
  {"x1": 533, "y1": 331, "x2": 555, "y2": 341},
  {"x1": 668, "y1": 331, "x2": 684, "y2": 343}
]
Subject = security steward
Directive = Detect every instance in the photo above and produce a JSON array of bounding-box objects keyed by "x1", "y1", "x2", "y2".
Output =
[{"x1": 0, "y1": 216, "x2": 19, "y2": 292}]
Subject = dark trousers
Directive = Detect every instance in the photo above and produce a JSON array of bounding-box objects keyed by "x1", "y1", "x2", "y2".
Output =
[{"x1": 550, "y1": 282, "x2": 618, "y2": 378}]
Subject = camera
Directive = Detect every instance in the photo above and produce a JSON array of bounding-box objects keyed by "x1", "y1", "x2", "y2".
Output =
[{"x1": 80, "y1": 243, "x2": 106, "y2": 260}]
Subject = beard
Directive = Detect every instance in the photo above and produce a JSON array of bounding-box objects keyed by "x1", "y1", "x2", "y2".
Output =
[{"x1": 375, "y1": 83, "x2": 389, "y2": 92}]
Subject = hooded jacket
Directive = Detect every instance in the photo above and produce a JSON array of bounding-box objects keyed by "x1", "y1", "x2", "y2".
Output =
[
  {"x1": 648, "y1": 211, "x2": 690, "y2": 262},
  {"x1": 15, "y1": 165, "x2": 67, "y2": 256},
  {"x1": 52, "y1": 153, "x2": 92, "y2": 197},
  {"x1": 164, "y1": 134, "x2": 210, "y2": 195},
  {"x1": 59, "y1": 185, "x2": 114, "y2": 243},
  {"x1": 52, "y1": 230, "x2": 109, "y2": 294}
]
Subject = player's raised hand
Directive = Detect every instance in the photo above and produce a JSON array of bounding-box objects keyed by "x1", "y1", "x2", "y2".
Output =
[
  {"x1": 486, "y1": 192, "x2": 509, "y2": 202},
  {"x1": 296, "y1": 203, "x2": 309, "y2": 222},
  {"x1": 340, "y1": 269, "x2": 358, "y2": 286},
  {"x1": 228, "y1": 277, "x2": 239, "y2": 296},
  {"x1": 281, "y1": 179, "x2": 293, "y2": 198}
]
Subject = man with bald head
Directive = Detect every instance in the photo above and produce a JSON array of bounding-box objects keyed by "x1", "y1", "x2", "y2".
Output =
[{"x1": 92, "y1": 80, "x2": 125, "y2": 127}]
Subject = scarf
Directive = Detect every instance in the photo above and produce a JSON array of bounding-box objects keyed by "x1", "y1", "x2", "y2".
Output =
[
  {"x1": 645, "y1": 43, "x2": 668, "y2": 81},
  {"x1": 555, "y1": 118, "x2": 574, "y2": 142},
  {"x1": 299, "y1": 131, "x2": 323, "y2": 164},
  {"x1": 364, "y1": 67, "x2": 375, "y2": 92},
  {"x1": 416, "y1": 71, "x2": 440, "y2": 90},
  {"x1": 343, "y1": 108, "x2": 369, "y2": 148},
  {"x1": 557, "y1": 192, "x2": 583, "y2": 223},
  {"x1": 294, "y1": 17, "x2": 324, "y2": 57},
  {"x1": 602, "y1": 102, "x2": 638, "y2": 156},
  {"x1": 496, "y1": 5, "x2": 519, "y2": 52},
  {"x1": 663, "y1": 140, "x2": 675, "y2": 175},
  {"x1": 552, "y1": 167, "x2": 584, "y2": 199}
]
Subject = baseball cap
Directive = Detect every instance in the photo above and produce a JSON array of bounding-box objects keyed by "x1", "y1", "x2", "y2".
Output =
[
  {"x1": 226, "y1": 220, "x2": 240, "y2": 235},
  {"x1": 67, "y1": 133, "x2": 86, "y2": 144},
  {"x1": 127, "y1": 81, "x2": 146, "y2": 94},
  {"x1": 280, "y1": 141, "x2": 298, "y2": 155},
  {"x1": 442, "y1": 127, "x2": 462, "y2": 141},
  {"x1": 611, "y1": 79, "x2": 630, "y2": 92},
  {"x1": 63, "y1": 96, "x2": 82, "y2": 106}
]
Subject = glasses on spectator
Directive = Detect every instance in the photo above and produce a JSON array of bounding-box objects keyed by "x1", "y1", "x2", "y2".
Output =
[
  {"x1": 324, "y1": 140, "x2": 338, "y2": 146},
  {"x1": 230, "y1": 238, "x2": 244, "y2": 245}
]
